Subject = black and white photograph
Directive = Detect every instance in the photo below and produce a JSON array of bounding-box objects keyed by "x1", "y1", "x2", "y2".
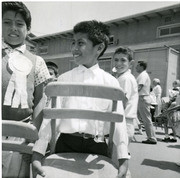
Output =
[{"x1": 2, "y1": 1, "x2": 180, "y2": 178}]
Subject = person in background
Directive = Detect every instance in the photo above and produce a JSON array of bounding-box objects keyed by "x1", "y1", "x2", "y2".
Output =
[
  {"x1": 2, "y1": 2, "x2": 51, "y2": 177},
  {"x1": 32, "y1": 20, "x2": 130, "y2": 178},
  {"x1": 136, "y1": 61, "x2": 157, "y2": 144},
  {"x1": 161, "y1": 80, "x2": 180, "y2": 142},
  {"x1": 112, "y1": 46, "x2": 139, "y2": 178},
  {"x1": 45, "y1": 62, "x2": 59, "y2": 107},
  {"x1": 112, "y1": 46, "x2": 138, "y2": 143},
  {"x1": 150, "y1": 78, "x2": 162, "y2": 120},
  {"x1": 46, "y1": 61, "x2": 59, "y2": 81}
]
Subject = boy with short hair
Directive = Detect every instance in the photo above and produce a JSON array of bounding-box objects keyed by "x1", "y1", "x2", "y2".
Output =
[
  {"x1": 2, "y1": 2, "x2": 51, "y2": 177},
  {"x1": 32, "y1": 20, "x2": 130, "y2": 178},
  {"x1": 112, "y1": 46, "x2": 139, "y2": 142},
  {"x1": 46, "y1": 61, "x2": 59, "y2": 80}
]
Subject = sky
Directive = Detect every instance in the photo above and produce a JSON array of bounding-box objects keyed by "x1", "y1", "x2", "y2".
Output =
[{"x1": 24, "y1": 1, "x2": 179, "y2": 37}]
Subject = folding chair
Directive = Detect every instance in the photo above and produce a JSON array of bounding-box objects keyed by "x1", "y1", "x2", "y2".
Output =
[
  {"x1": 36, "y1": 82, "x2": 126, "y2": 178},
  {"x1": 2, "y1": 120, "x2": 39, "y2": 177},
  {"x1": 154, "y1": 97, "x2": 169, "y2": 128},
  {"x1": 163, "y1": 104, "x2": 180, "y2": 136}
]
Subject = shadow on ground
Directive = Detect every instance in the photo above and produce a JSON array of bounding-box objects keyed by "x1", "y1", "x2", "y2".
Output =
[
  {"x1": 167, "y1": 144, "x2": 180, "y2": 149},
  {"x1": 141, "y1": 159, "x2": 180, "y2": 173}
]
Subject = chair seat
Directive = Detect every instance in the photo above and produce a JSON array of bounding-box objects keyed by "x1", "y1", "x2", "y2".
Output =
[{"x1": 37, "y1": 153, "x2": 118, "y2": 178}]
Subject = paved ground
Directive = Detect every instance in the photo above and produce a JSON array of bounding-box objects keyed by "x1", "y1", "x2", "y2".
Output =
[{"x1": 128, "y1": 126, "x2": 180, "y2": 178}]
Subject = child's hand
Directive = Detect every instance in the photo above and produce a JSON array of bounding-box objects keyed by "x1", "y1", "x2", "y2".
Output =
[
  {"x1": 116, "y1": 159, "x2": 128, "y2": 178},
  {"x1": 32, "y1": 152, "x2": 46, "y2": 177}
]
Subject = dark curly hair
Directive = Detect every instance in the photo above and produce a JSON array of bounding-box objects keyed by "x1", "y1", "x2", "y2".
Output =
[
  {"x1": 114, "y1": 46, "x2": 133, "y2": 61},
  {"x1": 2, "y1": 1, "x2": 31, "y2": 31},
  {"x1": 137, "y1": 61, "x2": 147, "y2": 70},
  {"x1": 46, "y1": 62, "x2": 59, "y2": 77},
  {"x1": 73, "y1": 20, "x2": 110, "y2": 58}
]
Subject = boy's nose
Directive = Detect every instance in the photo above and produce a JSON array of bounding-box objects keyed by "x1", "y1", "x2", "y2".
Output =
[
  {"x1": 71, "y1": 45, "x2": 79, "y2": 52},
  {"x1": 11, "y1": 22, "x2": 17, "y2": 31}
]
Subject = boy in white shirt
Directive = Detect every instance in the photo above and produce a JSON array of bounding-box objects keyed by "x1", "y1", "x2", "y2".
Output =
[
  {"x1": 112, "y1": 47, "x2": 139, "y2": 142},
  {"x1": 32, "y1": 20, "x2": 130, "y2": 178}
]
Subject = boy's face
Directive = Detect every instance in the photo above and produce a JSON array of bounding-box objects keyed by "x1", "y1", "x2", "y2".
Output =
[
  {"x1": 173, "y1": 81, "x2": 178, "y2": 88},
  {"x1": 136, "y1": 63, "x2": 142, "y2": 73},
  {"x1": 48, "y1": 68, "x2": 56, "y2": 79},
  {"x1": 2, "y1": 10, "x2": 28, "y2": 48},
  {"x1": 71, "y1": 32, "x2": 99, "y2": 68},
  {"x1": 113, "y1": 53, "x2": 132, "y2": 75}
]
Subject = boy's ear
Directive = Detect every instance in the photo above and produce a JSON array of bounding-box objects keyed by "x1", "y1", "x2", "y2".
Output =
[
  {"x1": 129, "y1": 60, "x2": 135, "y2": 69},
  {"x1": 97, "y1": 43, "x2": 105, "y2": 53},
  {"x1": 27, "y1": 30, "x2": 31, "y2": 35}
]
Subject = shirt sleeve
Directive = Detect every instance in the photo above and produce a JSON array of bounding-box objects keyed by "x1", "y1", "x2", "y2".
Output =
[
  {"x1": 33, "y1": 96, "x2": 62, "y2": 155},
  {"x1": 137, "y1": 73, "x2": 145, "y2": 86},
  {"x1": 32, "y1": 118, "x2": 52, "y2": 155},
  {"x1": 113, "y1": 100, "x2": 130, "y2": 160},
  {"x1": 111, "y1": 78, "x2": 130, "y2": 160},
  {"x1": 34, "y1": 56, "x2": 51, "y2": 87}
]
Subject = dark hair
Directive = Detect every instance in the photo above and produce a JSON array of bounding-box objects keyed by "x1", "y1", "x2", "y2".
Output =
[
  {"x1": 114, "y1": 46, "x2": 133, "y2": 61},
  {"x1": 137, "y1": 61, "x2": 147, "y2": 70},
  {"x1": 73, "y1": 20, "x2": 110, "y2": 58},
  {"x1": 46, "y1": 62, "x2": 58, "y2": 76},
  {"x1": 2, "y1": 1, "x2": 31, "y2": 31}
]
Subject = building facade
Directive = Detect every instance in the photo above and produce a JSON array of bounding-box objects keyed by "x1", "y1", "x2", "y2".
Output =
[{"x1": 31, "y1": 4, "x2": 180, "y2": 96}]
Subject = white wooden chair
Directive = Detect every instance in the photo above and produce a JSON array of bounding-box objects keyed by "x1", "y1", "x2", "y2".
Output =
[
  {"x1": 2, "y1": 120, "x2": 39, "y2": 177},
  {"x1": 37, "y1": 82, "x2": 126, "y2": 178}
]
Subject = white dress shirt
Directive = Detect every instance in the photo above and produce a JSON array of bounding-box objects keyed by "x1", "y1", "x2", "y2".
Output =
[
  {"x1": 136, "y1": 70, "x2": 151, "y2": 96},
  {"x1": 117, "y1": 69, "x2": 138, "y2": 120},
  {"x1": 33, "y1": 64, "x2": 129, "y2": 159}
]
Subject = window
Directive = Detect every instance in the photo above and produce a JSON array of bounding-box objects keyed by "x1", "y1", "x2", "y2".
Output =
[
  {"x1": 99, "y1": 58, "x2": 112, "y2": 73},
  {"x1": 157, "y1": 23, "x2": 180, "y2": 38},
  {"x1": 39, "y1": 46, "x2": 48, "y2": 54}
]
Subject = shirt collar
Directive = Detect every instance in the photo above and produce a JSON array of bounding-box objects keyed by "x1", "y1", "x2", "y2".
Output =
[
  {"x1": 2, "y1": 41, "x2": 26, "y2": 54},
  {"x1": 77, "y1": 64, "x2": 100, "y2": 73}
]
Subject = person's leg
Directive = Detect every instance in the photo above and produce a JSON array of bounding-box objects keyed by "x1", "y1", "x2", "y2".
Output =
[
  {"x1": 85, "y1": 138, "x2": 108, "y2": 157},
  {"x1": 55, "y1": 133, "x2": 83, "y2": 153},
  {"x1": 126, "y1": 118, "x2": 135, "y2": 143},
  {"x1": 171, "y1": 126, "x2": 177, "y2": 141},
  {"x1": 162, "y1": 122, "x2": 170, "y2": 142},
  {"x1": 138, "y1": 96, "x2": 156, "y2": 141},
  {"x1": 55, "y1": 133, "x2": 108, "y2": 156},
  {"x1": 135, "y1": 117, "x2": 143, "y2": 135}
]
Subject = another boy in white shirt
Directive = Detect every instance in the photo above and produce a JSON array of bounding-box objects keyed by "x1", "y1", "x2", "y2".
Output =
[
  {"x1": 112, "y1": 47, "x2": 139, "y2": 142},
  {"x1": 32, "y1": 20, "x2": 130, "y2": 178}
]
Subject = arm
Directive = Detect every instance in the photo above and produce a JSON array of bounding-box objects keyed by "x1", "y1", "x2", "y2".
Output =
[
  {"x1": 32, "y1": 151, "x2": 46, "y2": 177},
  {"x1": 114, "y1": 101, "x2": 130, "y2": 178},
  {"x1": 138, "y1": 84, "x2": 143, "y2": 92},
  {"x1": 32, "y1": 116, "x2": 52, "y2": 176},
  {"x1": 117, "y1": 159, "x2": 129, "y2": 178},
  {"x1": 32, "y1": 83, "x2": 46, "y2": 131}
]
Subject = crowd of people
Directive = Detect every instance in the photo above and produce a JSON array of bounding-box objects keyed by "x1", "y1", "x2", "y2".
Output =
[{"x1": 2, "y1": 2, "x2": 180, "y2": 178}]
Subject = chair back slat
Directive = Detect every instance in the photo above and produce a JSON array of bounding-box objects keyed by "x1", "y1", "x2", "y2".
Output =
[
  {"x1": 2, "y1": 141, "x2": 34, "y2": 154},
  {"x1": 44, "y1": 82, "x2": 125, "y2": 156},
  {"x1": 43, "y1": 108, "x2": 123, "y2": 122},
  {"x1": 2, "y1": 120, "x2": 39, "y2": 154},
  {"x1": 45, "y1": 82, "x2": 125, "y2": 101},
  {"x1": 2, "y1": 120, "x2": 39, "y2": 141}
]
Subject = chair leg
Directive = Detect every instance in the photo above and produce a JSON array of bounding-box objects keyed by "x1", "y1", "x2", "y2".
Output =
[{"x1": 18, "y1": 159, "x2": 30, "y2": 178}]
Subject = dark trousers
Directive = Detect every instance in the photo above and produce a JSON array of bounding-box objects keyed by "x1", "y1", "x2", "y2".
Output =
[{"x1": 55, "y1": 133, "x2": 108, "y2": 157}]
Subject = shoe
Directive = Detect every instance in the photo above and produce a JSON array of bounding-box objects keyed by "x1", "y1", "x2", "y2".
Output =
[
  {"x1": 142, "y1": 139, "x2": 157, "y2": 144},
  {"x1": 162, "y1": 137, "x2": 170, "y2": 142},
  {"x1": 162, "y1": 137, "x2": 177, "y2": 142},
  {"x1": 169, "y1": 138, "x2": 177, "y2": 142}
]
